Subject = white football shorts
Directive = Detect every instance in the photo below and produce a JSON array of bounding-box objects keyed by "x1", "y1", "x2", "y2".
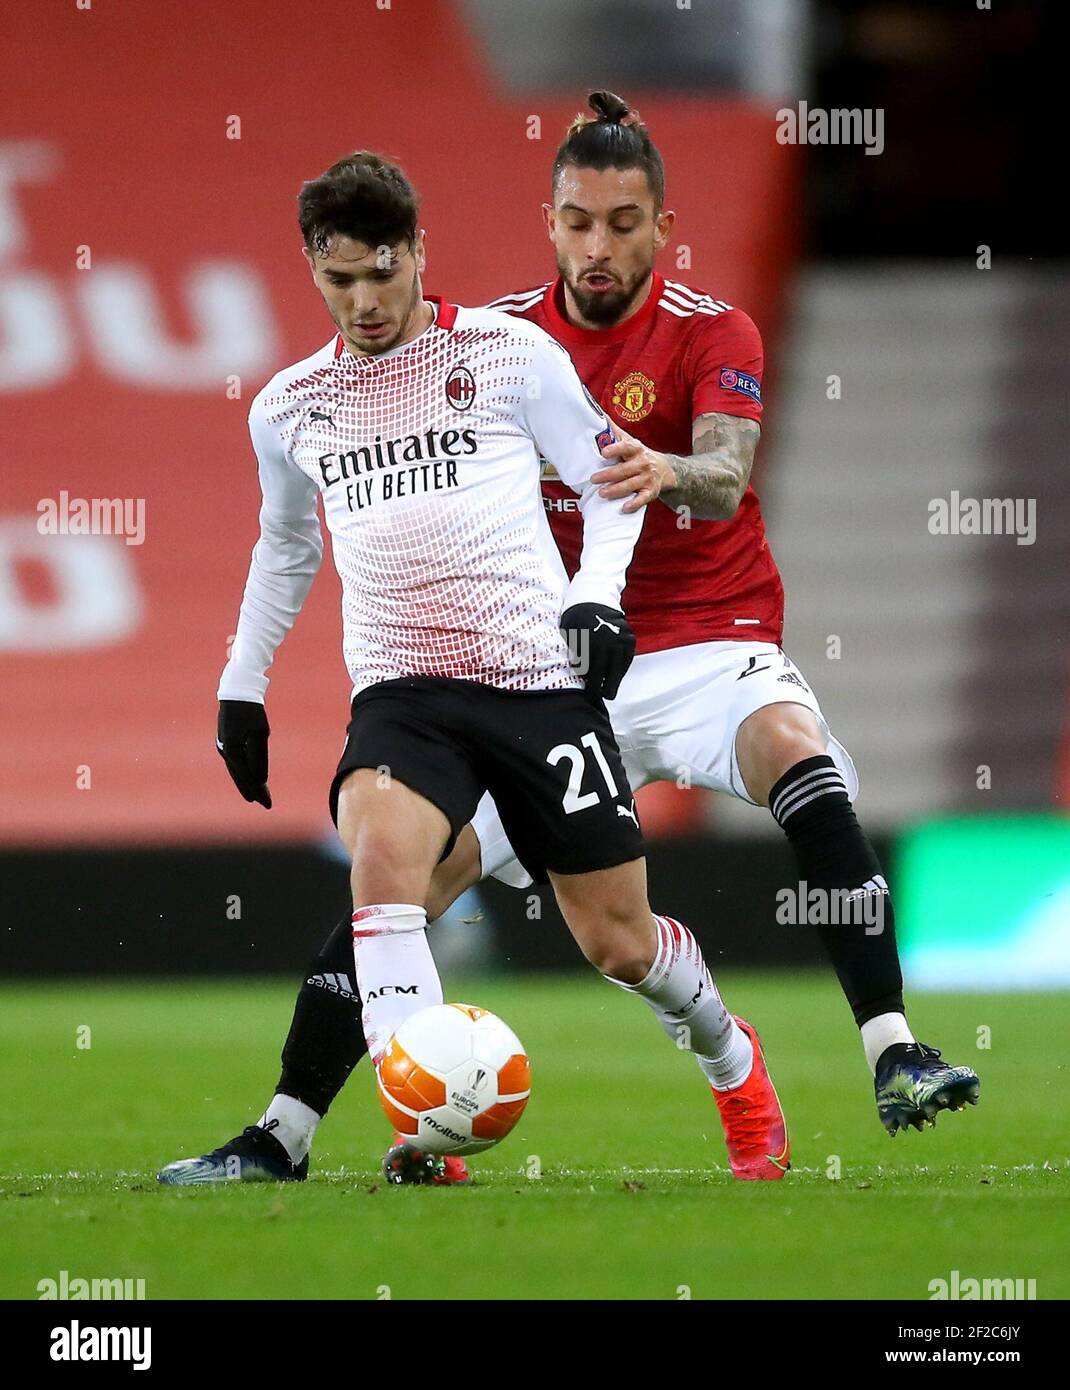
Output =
[{"x1": 471, "y1": 640, "x2": 859, "y2": 889}]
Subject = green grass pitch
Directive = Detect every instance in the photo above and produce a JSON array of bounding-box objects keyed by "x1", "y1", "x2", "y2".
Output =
[{"x1": 1, "y1": 973, "x2": 1066, "y2": 1301}]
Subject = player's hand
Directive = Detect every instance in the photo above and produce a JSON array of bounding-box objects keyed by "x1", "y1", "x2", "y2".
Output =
[
  {"x1": 592, "y1": 425, "x2": 677, "y2": 514},
  {"x1": 560, "y1": 602, "x2": 636, "y2": 701},
  {"x1": 216, "y1": 700, "x2": 272, "y2": 808}
]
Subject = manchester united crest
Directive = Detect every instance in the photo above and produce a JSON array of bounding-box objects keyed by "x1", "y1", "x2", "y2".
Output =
[{"x1": 611, "y1": 370, "x2": 656, "y2": 423}]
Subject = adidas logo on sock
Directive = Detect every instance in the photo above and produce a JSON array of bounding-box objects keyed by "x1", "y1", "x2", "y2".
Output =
[
  {"x1": 844, "y1": 875, "x2": 889, "y2": 901},
  {"x1": 307, "y1": 972, "x2": 357, "y2": 1000}
]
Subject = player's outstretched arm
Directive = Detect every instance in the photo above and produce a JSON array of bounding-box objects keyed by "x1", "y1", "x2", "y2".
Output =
[
  {"x1": 592, "y1": 411, "x2": 760, "y2": 520},
  {"x1": 216, "y1": 388, "x2": 324, "y2": 807},
  {"x1": 522, "y1": 331, "x2": 643, "y2": 696},
  {"x1": 522, "y1": 332, "x2": 644, "y2": 610},
  {"x1": 656, "y1": 411, "x2": 760, "y2": 520}
]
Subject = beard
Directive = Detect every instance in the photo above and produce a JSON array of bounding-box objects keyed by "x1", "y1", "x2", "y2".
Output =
[
  {"x1": 342, "y1": 270, "x2": 422, "y2": 355},
  {"x1": 559, "y1": 259, "x2": 652, "y2": 326}
]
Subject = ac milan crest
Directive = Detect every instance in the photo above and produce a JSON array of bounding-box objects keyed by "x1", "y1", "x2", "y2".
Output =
[{"x1": 445, "y1": 364, "x2": 476, "y2": 411}]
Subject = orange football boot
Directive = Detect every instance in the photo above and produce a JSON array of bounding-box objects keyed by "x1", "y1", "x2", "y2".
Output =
[
  {"x1": 382, "y1": 1134, "x2": 471, "y2": 1186},
  {"x1": 711, "y1": 1017, "x2": 790, "y2": 1180}
]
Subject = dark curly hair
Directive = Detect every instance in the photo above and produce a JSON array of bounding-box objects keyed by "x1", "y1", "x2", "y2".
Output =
[{"x1": 298, "y1": 151, "x2": 419, "y2": 257}]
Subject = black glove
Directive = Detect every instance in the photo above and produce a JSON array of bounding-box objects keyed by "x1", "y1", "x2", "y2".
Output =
[
  {"x1": 560, "y1": 602, "x2": 636, "y2": 701},
  {"x1": 216, "y1": 700, "x2": 271, "y2": 808}
]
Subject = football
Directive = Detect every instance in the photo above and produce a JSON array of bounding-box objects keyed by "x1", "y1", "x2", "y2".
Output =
[{"x1": 376, "y1": 1003, "x2": 531, "y2": 1155}]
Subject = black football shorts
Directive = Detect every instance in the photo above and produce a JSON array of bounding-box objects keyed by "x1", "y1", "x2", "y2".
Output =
[{"x1": 329, "y1": 676, "x2": 644, "y2": 881}]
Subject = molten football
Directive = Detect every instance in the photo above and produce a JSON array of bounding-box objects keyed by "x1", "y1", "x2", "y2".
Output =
[{"x1": 377, "y1": 1003, "x2": 531, "y2": 1155}]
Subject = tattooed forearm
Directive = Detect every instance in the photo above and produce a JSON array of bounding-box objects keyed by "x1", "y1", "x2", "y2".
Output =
[{"x1": 659, "y1": 413, "x2": 760, "y2": 521}]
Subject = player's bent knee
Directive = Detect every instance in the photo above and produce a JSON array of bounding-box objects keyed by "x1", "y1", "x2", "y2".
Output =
[
  {"x1": 737, "y1": 704, "x2": 828, "y2": 805},
  {"x1": 347, "y1": 825, "x2": 441, "y2": 907},
  {"x1": 772, "y1": 729, "x2": 827, "y2": 776},
  {"x1": 550, "y1": 860, "x2": 655, "y2": 980},
  {"x1": 347, "y1": 820, "x2": 412, "y2": 872},
  {"x1": 592, "y1": 945, "x2": 654, "y2": 985},
  {"x1": 337, "y1": 769, "x2": 452, "y2": 899},
  {"x1": 569, "y1": 909, "x2": 658, "y2": 983},
  {"x1": 426, "y1": 825, "x2": 481, "y2": 922}
]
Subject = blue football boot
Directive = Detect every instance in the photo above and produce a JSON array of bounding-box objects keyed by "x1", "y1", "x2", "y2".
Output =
[
  {"x1": 875, "y1": 1042, "x2": 980, "y2": 1134},
  {"x1": 157, "y1": 1122, "x2": 308, "y2": 1184}
]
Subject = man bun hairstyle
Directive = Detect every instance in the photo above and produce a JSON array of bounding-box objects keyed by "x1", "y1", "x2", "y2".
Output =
[
  {"x1": 552, "y1": 90, "x2": 665, "y2": 208},
  {"x1": 298, "y1": 151, "x2": 419, "y2": 258}
]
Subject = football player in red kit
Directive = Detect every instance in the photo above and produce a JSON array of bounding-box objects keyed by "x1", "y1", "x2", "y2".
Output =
[{"x1": 160, "y1": 92, "x2": 978, "y2": 1188}]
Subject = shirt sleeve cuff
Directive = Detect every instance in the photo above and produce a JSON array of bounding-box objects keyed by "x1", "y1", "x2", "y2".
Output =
[{"x1": 216, "y1": 664, "x2": 269, "y2": 704}]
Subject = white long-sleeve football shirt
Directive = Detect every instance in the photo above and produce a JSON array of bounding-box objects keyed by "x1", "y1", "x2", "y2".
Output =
[{"x1": 217, "y1": 298, "x2": 643, "y2": 703}]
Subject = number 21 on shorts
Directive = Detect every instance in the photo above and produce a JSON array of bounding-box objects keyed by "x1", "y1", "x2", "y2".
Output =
[{"x1": 546, "y1": 732, "x2": 619, "y2": 813}]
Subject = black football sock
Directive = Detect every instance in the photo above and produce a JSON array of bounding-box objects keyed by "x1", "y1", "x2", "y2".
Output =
[
  {"x1": 275, "y1": 910, "x2": 369, "y2": 1117},
  {"x1": 769, "y1": 754, "x2": 905, "y2": 1028}
]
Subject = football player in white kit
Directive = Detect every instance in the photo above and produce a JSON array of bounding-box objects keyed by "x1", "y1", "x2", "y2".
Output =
[
  {"x1": 159, "y1": 149, "x2": 790, "y2": 1188},
  {"x1": 161, "y1": 100, "x2": 978, "y2": 1186}
]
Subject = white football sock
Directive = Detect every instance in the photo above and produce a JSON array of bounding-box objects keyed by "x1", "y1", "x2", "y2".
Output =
[
  {"x1": 257, "y1": 1094, "x2": 321, "y2": 1165},
  {"x1": 351, "y1": 903, "x2": 442, "y2": 1066},
  {"x1": 607, "y1": 914, "x2": 754, "y2": 1091},
  {"x1": 861, "y1": 1011, "x2": 916, "y2": 1074}
]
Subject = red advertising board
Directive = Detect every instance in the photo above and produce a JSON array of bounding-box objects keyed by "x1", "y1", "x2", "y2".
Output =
[{"x1": 0, "y1": 0, "x2": 796, "y2": 844}]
